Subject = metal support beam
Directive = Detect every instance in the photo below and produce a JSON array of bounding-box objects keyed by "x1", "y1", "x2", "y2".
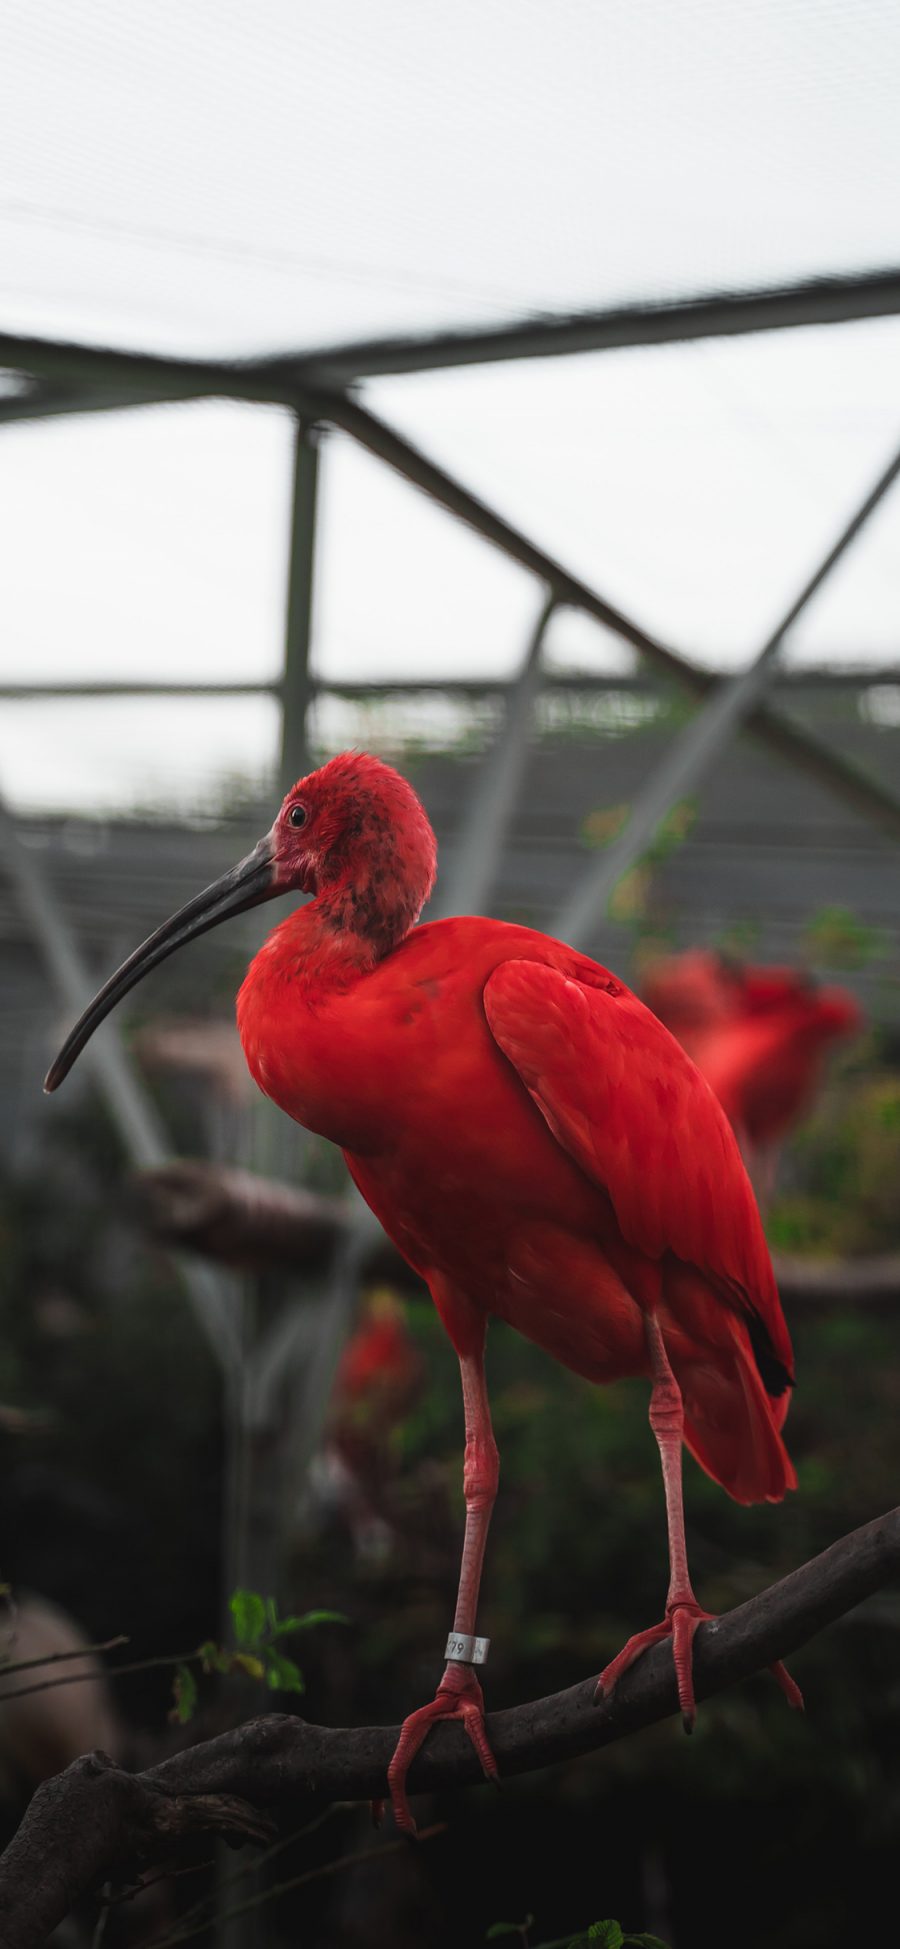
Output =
[
  {"x1": 0, "y1": 680, "x2": 279, "y2": 698},
  {"x1": 2, "y1": 667, "x2": 900, "y2": 704},
  {"x1": 4, "y1": 268, "x2": 900, "y2": 412},
  {"x1": 268, "y1": 268, "x2": 900, "y2": 381},
  {"x1": 554, "y1": 439, "x2": 900, "y2": 949},
  {"x1": 279, "y1": 419, "x2": 321, "y2": 794},
  {"x1": 0, "y1": 383, "x2": 197, "y2": 428},
  {"x1": 435, "y1": 591, "x2": 556, "y2": 917},
  {"x1": 319, "y1": 391, "x2": 900, "y2": 846},
  {"x1": 324, "y1": 394, "x2": 745, "y2": 677},
  {"x1": 0, "y1": 803, "x2": 165, "y2": 1169},
  {"x1": 284, "y1": 1202, "x2": 382, "y2": 1479},
  {"x1": 0, "y1": 793, "x2": 242, "y2": 1369},
  {"x1": 3, "y1": 330, "x2": 900, "y2": 842},
  {"x1": 0, "y1": 333, "x2": 284, "y2": 407}
]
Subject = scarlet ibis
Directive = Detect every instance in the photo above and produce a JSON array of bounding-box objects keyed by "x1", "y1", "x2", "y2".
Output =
[
  {"x1": 642, "y1": 948, "x2": 861, "y2": 1198},
  {"x1": 319, "y1": 1289, "x2": 426, "y2": 1562},
  {"x1": 333, "y1": 1289, "x2": 423, "y2": 1439},
  {"x1": 46, "y1": 754, "x2": 801, "y2": 1832}
]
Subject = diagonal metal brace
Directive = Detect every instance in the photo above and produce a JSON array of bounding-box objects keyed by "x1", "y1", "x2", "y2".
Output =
[
  {"x1": 553, "y1": 438, "x2": 900, "y2": 949},
  {"x1": 0, "y1": 795, "x2": 242, "y2": 1373}
]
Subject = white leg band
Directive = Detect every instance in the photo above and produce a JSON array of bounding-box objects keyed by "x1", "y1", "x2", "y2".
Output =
[{"x1": 445, "y1": 1631, "x2": 490, "y2": 1666}]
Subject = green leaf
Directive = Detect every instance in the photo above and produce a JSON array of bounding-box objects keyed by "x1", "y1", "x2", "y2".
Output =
[
  {"x1": 804, "y1": 902, "x2": 881, "y2": 969},
  {"x1": 229, "y1": 1588, "x2": 267, "y2": 1647},
  {"x1": 587, "y1": 1927, "x2": 624, "y2": 1949},
  {"x1": 170, "y1": 1662, "x2": 198, "y2": 1725},
  {"x1": 623, "y1": 1935, "x2": 670, "y2": 1947},
  {"x1": 264, "y1": 1647, "x2": 305, "y2": 1695},
  {"x1": 271, "y1": 1608, "x2": 349, "y2": 1637},
  {"x1": 231, "y1": 1652, "x2": 266, "y2": 1680},
  {"x1": 198, "y1": 1638, "x2": 230, "y2": 1675},
  {"x1": 486, "y1": 1922, "x2": 533, "y2": 1941}
]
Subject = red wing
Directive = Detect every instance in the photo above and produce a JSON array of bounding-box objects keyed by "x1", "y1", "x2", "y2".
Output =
[{"x1": 483, "y1": 957, "x2": 793, "y2": 1382}]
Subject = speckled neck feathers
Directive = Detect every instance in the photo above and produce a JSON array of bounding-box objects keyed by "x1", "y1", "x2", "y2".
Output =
[{"x1": 296, "y1": 754, "x2": 437, "y2": 974}]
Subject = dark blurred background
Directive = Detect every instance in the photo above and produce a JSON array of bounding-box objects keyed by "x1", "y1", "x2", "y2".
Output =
[{"x1": 2, "y1": 5, "x2": 900, "y2": 1945}]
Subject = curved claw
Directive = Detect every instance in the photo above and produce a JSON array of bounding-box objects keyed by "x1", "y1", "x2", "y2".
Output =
[
  {"x1": 595, "y1": 1602, "x2": 803, "y2": 1731},
  {"x1": 386, "y1": 1666, "x2": 498, "y2": 1836},
  {"x1": 595, "y1": 1616, "x2": 673, "y2": 1705}
]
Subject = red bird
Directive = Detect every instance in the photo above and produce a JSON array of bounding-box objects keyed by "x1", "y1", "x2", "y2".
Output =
[
  {"x1": 46, "y1": 754, "x2": 801, "y2": 1832},
  {"x1": 642, "y1": 949, "x2": 861, "y2": 1198},
  {"x1": 333, "y1": 1291, "x2": 423, "y2": 1433},
  {"x1": 320, "y1": 1290, "x2": 425, "y2": 1560}
]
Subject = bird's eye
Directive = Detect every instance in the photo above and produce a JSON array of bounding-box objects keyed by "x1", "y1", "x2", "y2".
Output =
[{"x1": 289, "y1": 804, "x2": 307, "y2": 829}]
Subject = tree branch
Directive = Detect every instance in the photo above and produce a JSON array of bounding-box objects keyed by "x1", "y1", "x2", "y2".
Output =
[
  {"x1": 0, "y1": 1635, "x2": 129, "y2": 1682},
  {"x1": 134, "y1": 1161, "x2": 900, "y2": 1305},
  {"x1": 133, "y1": 1162, "x2": 414, "y2": 1285},
  {"x1": 771, "y1": 1252, "x2": 900, "y2": 1308},
  {"x1": 1, "y1": 1508, "x2": 899, "y2": 1948}
]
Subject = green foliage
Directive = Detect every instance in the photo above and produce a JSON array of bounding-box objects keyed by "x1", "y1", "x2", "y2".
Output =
[
  {"x1": 264, "y1": 1646, "x2": 305, "y2": 1694},
  {"x1": 581, "y1": 804, "x2": 630, "y2": 850},
  {"x1": 769, "y1": 1071, "x2": 900, "y2": 1256},
  {"x1": 170, "y1": 1662, "x2": 198, "y2": 1726},
  {"x1": 578, "y1": 798, "x2": 698, "y2": 928},
  {"x1": 279, "y1": 1606, "x2": 349, "y2": 1633},
  {"x1": 231, "y1": 1651, "x2": 267, "y2": 1680},
  {"x1": 581, "y1": 797, "x2": 697, "y2": 861},
  {"x1": 804, "y1": 904, "x2": 884, "y2": 969},
  {"x1": 170, "y1": 1589, "x2": 348, "y2": 1721},
  {"x1": 229, "y1": 1588, "x2": 267, "y2": 1647},
  {"x1": 499, "y1": 1922, "x2": 668, "y2": 1949},
  {"x1": 645, "y1": 798, "x2": 698, "y2": 865},
  {"x1": 715, "y1": 915, "x2": 762, "y2": 957}
]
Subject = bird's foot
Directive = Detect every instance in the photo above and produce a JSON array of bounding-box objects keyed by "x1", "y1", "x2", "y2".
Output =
[
  {"x1": 594, "y1": 1598, "x2": 804, "y2": 1732},
  {"x1": 384, "y1": 1661, "x2": 498, "y2": 1835}
]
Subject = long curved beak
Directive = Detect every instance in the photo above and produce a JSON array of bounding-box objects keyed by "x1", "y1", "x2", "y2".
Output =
[{"x1": 44, "y1": 833, "x2": 280, "y2": 1093}]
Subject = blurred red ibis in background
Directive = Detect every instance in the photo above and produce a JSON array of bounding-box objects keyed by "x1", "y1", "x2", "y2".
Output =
[
  {"x1": 332, "y1": 1288, "x2": 423, "y2": 1445},
  {"x1": 46, "y1": 753, "x2": 801, "y2": 1832},
  {"x1": 642, "y1": 948, "x2": 861, "y2": 1201},
  {"x1": 314, "y1": 1289, "x2": 425, "y2": 1563}
]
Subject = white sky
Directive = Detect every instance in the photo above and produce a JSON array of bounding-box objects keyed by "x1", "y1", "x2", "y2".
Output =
[{"x1": 1, "y1": 0, "x2": 899, "y2": 810}]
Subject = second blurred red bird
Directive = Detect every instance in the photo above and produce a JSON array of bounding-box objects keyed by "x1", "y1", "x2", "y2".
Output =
[{"x1": 642, "y1": 948, "x2": 861, "y2": 1200}]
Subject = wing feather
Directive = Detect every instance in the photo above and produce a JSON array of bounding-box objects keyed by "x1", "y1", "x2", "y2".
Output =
[{"x1": 483, "y1": 958, "x2": 793, "y2": 1385}]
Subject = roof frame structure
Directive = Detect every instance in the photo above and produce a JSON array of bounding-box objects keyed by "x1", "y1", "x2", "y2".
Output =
[
  {"x1": 4, "y1": 273, "x2": 900, "y2": 1741},
  {"x1": 555, "y1": 436, "x2": 900, "y2": 949},
  {"x1": 269, "y1": 267, "x2": 900, "y2": 381},
  {"x1": 1, "y1": 293, "x2": 899, "y2": 1026},
  {"x1": 10, "y1": 327, "x2": 900, "y2": 837},
  {"x1": 5, "y1": 265, "x2": 900, "y2": 405}
]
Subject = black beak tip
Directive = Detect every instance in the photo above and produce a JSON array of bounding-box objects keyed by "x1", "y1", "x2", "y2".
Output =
[
  {"x1": 44, "y1": 1056, "x2": 66, "y2": 1094},
  {"x1": 39, "y1": 834, "x2": 278, "y2": 1099}
]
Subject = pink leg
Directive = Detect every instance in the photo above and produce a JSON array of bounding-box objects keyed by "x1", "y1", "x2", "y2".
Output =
[
  {"x1": 596, "y1": 1312, "x2": 802, "y2": 1730},
  {"x1": 385, "y1": 1331, "x2": 500, "y2": 1834}
]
